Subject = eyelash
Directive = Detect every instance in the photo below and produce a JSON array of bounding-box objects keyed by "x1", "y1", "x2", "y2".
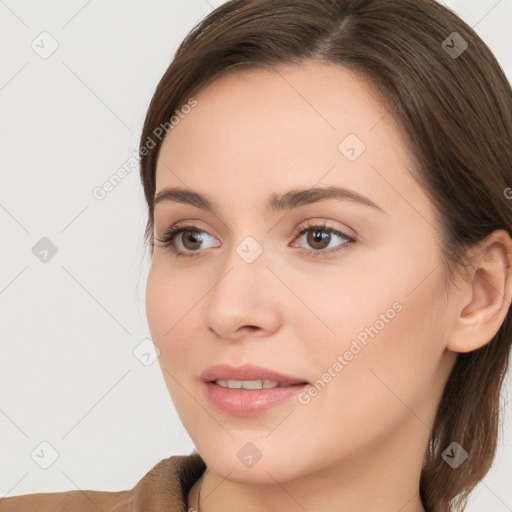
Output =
[{"x1": 154, "y1": 221, "x2": 356, "y2": 260}]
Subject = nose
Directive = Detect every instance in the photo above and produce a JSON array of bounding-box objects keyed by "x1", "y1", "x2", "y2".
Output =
[{"x1": 203, "y1": 246, "x2": 282, "y2": 341}]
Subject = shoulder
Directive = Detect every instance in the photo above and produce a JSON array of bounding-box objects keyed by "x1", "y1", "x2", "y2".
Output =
[
  {"x1": 0, "y1": 489, "x2": 133, "y2": 512},
  {"x1": 0, "y1": 451, "x2": 206, "y2": 512}
]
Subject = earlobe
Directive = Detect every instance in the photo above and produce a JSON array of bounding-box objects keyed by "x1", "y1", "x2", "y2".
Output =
[{"x1": 446, "y1": 229, "x2": 512, "y2": 354}]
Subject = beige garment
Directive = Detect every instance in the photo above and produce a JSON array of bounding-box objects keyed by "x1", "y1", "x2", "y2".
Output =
[{"x1": 0, "y1": 451, "x2": 206, "y2": 512}]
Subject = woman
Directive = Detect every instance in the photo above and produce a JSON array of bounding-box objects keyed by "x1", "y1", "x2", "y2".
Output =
[{"x1": 2, "y1": 0, "x2": 511, "y2": 511}]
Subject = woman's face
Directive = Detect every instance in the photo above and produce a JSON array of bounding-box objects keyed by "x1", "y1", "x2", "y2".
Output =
[{"x1": 145, "y1": 62, "x2": 458, "y2": 484}]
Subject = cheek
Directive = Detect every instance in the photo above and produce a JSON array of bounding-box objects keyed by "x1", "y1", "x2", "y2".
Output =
[
  {"x1": 274, "y1": 279, "x2": 444, "y2": 474},
  {"x1": 297, "y1": 250, "x2": 448, "y2": 429},
  {"x1": 146, "y1": 265, "x2": 202, "y2": 424},
  {"x1": 145, "y1": 262, "x2": 200, "y2": 372},
  {"x1": 146, "y1": 261, "x2": 198, "y2": 338}
]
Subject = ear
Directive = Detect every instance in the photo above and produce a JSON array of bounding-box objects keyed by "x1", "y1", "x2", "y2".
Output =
[{"x1": 446, "y1": 229, "x2": 512, "y2": 353}]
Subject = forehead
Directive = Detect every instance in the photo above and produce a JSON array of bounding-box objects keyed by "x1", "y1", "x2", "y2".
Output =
[
  {"x1": 154, "y1": 62, "x2": 421, "y2": 216},
  {"x1": 158, "y1": 62, "x2": 389, "y2": 162}
]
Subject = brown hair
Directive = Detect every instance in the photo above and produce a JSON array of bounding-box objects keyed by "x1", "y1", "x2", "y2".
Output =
[{"x1": 138, "y1": 1, "x2": 512, "y2": 510}]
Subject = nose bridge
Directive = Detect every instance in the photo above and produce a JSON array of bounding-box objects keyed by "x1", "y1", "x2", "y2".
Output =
[{"x1": 203, "y1": 233, "x2": 281, "y2": 337}]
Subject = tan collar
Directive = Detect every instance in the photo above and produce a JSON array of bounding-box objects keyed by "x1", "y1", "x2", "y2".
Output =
[
  {"x1": 0, "y1": 451, "x2": 207, "y2": 512},
  {"x1": 128, "y1": 451, "x2": 207, "y2": 511}
]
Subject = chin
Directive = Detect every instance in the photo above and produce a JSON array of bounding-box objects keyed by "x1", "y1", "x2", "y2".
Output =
[{"x1": 192, "y1": 437, "x2": 312, "y2": 485}]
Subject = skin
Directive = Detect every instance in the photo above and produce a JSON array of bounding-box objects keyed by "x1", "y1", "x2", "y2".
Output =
[{"x1": 145, "y1": 61, "x2": 512, "y2": 512}]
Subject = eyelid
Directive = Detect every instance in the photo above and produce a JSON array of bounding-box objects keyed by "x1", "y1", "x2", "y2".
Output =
[
  {"x1": 155, "y1": 218, "x2": 356, "y2": 259},
  {"x1": 291, "y1": 218, "x2": 356, "y2": 240},
  {"x1": 155, "y1": 217, "x2": 353, "y2": 241},
  {"x1": 155, "y1": 218, "x2": 219, "y2": 239}
]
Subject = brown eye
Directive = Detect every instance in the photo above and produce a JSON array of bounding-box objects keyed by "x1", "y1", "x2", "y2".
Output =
[
  {"x1": 292, "y1": 223, "x2": 356, "y2": 257},
  {"x1": 305, "y1": 229, "x2": 332, "y2": 250},
  {"x1": 155, "y1": 223, "x2": 220, "y2": 259},
  {"x1": 180, "y1": 229, "x2": 205, "y2": 251}
]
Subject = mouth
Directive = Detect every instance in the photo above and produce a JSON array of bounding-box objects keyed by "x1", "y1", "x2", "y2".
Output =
[
  {"x1": 211, "y1": 378, "x2": 306, "y2": 389},
  {"x1": 201, "y1": 363, "x2": 310, "y2": 416},
  {"x1": 201, "y1": 363, "x2": 309, "y2": 385}
]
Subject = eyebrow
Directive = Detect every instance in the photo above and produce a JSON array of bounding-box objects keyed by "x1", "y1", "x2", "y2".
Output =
[{"x1": 153, "y1": 186, "x2": 385, "y2": 214}]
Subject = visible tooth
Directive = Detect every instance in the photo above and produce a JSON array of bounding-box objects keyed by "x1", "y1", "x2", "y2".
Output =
[
  {"x1": 214, "y1": 379, "x2": 290, "y2": 390},
  {"x1": 242, "y1": 380, "x2": 263, "y2": 389}
]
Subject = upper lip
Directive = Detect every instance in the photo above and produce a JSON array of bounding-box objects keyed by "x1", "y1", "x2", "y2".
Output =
[{"x1": 201, "y1": 363, "x2": 309, "y2": 384}]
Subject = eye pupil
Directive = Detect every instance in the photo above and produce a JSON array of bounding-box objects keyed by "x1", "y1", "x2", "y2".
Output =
[
  {"x1": 182, "y1": 230, "x2": 203, "y2": 250},
  {"x1": 307, "y1": 229, "x2": 330, "y2": 249}
]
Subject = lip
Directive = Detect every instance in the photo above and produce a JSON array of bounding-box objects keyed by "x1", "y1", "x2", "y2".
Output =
[
  {"x1": 201, "y1": 364, "x2": 310, "y2": 417},
  {"x1": 201, "y1": 363, "x2": 308, "y2": 384}
]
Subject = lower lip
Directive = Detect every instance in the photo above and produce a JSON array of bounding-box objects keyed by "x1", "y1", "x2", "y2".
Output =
[{"x1": 203, "y1": 381, "x2": 309, "y2": 417}]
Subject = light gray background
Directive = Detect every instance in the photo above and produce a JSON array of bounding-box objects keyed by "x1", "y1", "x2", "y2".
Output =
[{"x1": 1, "y1": 1, "x2": 511, "y2": 510}]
